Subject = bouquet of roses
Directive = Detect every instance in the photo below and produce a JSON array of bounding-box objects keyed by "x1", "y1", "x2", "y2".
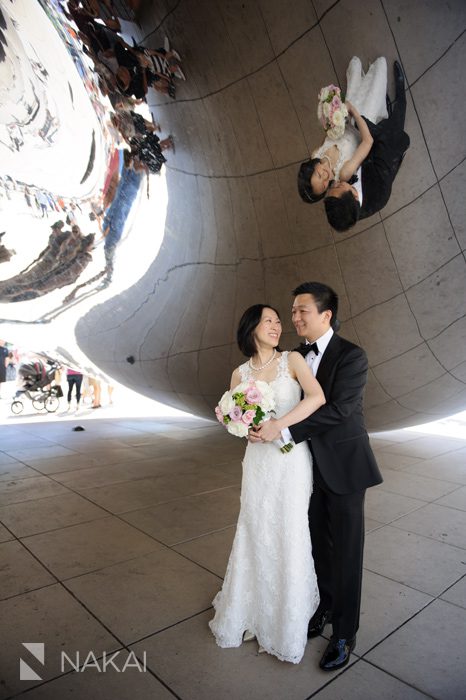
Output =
[
  {"x1": 215, "y1": 380, "x2": 294, "y2": 453},
  {"x1": 215, "y1": 380, "x2": 276, "y2": 438},
  {"x1": 317, "y1": 84, "x2": 348, "y2": 140}
]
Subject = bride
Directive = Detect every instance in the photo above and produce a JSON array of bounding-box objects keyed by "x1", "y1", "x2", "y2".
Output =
[
  {"x1": 209, "y1": 304, "x2": 325, "y2": 663},
  {"x1": 298, "y1": 56, "x2": 388, "y2": 203}
]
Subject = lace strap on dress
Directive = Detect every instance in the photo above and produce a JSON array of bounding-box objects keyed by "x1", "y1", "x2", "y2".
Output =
[
  {"x1": 238, "y1": 361, "x2": 252, "y2": 383},
  {"x1": 276, "y1": 351, "x2": 290, "y2": 380}
]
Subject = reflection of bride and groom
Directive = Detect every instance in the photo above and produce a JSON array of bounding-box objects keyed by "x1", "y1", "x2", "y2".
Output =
[
  {"x1": 298, "y1": 57, "x2": 410, "y2": 231},
  {"x1": 207, "y1": 56, "x2": 406, "y2": 671}
]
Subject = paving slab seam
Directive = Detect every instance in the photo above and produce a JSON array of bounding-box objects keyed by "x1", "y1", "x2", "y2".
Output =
[
  {"x1": 169, "y1": 522, "x2": 236, "y2": 548},
  {"x1": 387, "y1": 520, "x2": 466, "y2": 551},
  {"x1": 400, "y1": 26, "x2": 466, "y2": 91},
  {"x1": 116, "y1": 485, "x2": 241, "y2": 518},
  {"x1": 0, "y1": 513, "x2": 111, "y2": 540},
  {"x1": 353, "y1": 658, "x2": 437, "y2": 700},
  {"x1": 127, "y1": 605, "x2": 214, "y2": 649},
  {"x1": 362, "y1": 565, "x2": 437, "y2": 598}
]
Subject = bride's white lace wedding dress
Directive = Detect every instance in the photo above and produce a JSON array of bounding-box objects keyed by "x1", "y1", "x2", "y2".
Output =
[
  {"x1": 209, "y1": 352, "x2": 319, "y2": 664},
  {"x1": 313, "y1": 56, "x2": 388, "y2": 180}
]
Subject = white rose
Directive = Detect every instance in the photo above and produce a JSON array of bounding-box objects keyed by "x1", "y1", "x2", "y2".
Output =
[
  {"x1": 319, "y1": 87, "x2": 329, "y2": 102},
  {"x1": 332, "y1": 110, "x2": 345, "y2": 127},
  {"x1": 234, "y1": 381, "x2": 246, "y2": 393},
  {"x1": 323, "y1": 101, "x2": 331, "y2": 118},
  {"x1": 327, "y1": 124, "x2": 345, "y2": 139},
  {"x1": 219, "y1": 391, "x2": 234, "y2": 415},
  {"x1": 262, "y1": 399, "x2": 275, "y2": 413},
  {"x1": 256, "y1": 381, "x2": 276, "y2": 412},
  {"x1": 227, "y1": 421, "x2": 249, "y2": 438}
]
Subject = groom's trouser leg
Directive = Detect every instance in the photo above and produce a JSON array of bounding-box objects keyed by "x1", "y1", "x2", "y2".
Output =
[
  {"x1": 309, "y1": 476, "x2": 334, "y2": 613},
  {"x1": 327, "y1": 489, "x2": 366, "y2": 639}
]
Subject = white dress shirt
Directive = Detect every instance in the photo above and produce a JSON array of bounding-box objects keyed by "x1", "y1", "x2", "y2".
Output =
[
  {"x1": 281, "y1": 327, "x2": 334, "y2": 445},
  {"x1": 353, "y1": 167, "x2": 364, "y2": 206}
]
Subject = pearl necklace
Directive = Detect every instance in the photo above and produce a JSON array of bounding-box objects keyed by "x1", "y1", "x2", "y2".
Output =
[{"x1": 249, "y1": 349, "x2": 277, "y2": 371}]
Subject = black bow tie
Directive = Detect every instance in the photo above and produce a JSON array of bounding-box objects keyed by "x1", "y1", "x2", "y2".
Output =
[{"x1": 296, "y1": 342, "x2": 319, "y2": 357}]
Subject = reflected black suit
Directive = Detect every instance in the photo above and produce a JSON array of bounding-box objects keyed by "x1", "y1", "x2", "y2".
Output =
[
  {"x1": 290, "y1": 333, "x2": 382, "y2": 639},
  {"x1": 359, "y1": 92, "x2": 410, "y2": 220}
]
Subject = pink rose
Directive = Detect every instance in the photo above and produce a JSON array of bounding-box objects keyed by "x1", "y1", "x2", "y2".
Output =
[
  {"x1": 242, "y1": 409, "x2": 256, "y2": 425},
  {"x1": 229, "y1": 405, "x2": 243, "y2": 422},
  {"x1": 331, "y1": 95, "x2": 340, "y2": 110},
  {"x1": 215, "y1": 406, "x2": 224, "y2": 423},
  {"x1": 245, "y1": 386, "x2": 262, "y2": 404}
]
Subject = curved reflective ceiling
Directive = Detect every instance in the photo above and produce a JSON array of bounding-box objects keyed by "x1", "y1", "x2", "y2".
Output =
[{"x1": 1, "y1": 0, "x2": 466, "y2": 429}]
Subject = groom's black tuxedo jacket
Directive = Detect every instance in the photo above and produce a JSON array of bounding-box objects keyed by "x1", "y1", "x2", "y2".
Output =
[
  {"x1": 358, "y1": 115, "x2": 410, "y2": 220},
  {"x1": 290, "y1": 333, "x2": 382, "y2": 495}
]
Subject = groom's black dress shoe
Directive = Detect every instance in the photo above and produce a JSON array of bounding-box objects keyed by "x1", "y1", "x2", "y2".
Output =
[
  {"x1": 319, "y1": 637, "x2": 356, "y2": 672},
  {"x1": 307, "y1": 609, "x2": 332, "y2": 638}
]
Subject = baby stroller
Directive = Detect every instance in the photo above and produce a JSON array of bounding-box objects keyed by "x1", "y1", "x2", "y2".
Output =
[{"x1": 11, "y1": 359, "x2": 63, "y2": 414}]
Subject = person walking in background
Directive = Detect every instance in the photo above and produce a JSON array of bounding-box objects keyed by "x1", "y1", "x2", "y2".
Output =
[
  {"x1": 36, "y1": 190, "x2": 49, "y2": 218},
  {"x1": 0, "y1": 339, "x2": 9, "y2": 399},
  {"x1": 66, "y1": 367, "x2": 83, "y2": 411}
]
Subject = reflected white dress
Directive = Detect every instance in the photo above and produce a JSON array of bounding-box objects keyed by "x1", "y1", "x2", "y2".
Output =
[
  {"x1": 313, "y1": 56, "x2": 388, "y2": 179},
  {"x1": 209, "y1": 352, "x2": 319, "y2": 664}
]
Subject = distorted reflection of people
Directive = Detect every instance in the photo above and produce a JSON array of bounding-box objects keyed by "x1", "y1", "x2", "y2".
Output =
[{"x1": 0, "y1": 226, "x2": 95, "y2": 302}]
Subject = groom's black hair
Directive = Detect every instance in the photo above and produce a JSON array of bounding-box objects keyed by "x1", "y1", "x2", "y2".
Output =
[
  {"x1": 292, "y1": 282, "x2": 339, "y2": 330},
  {"x1": 237, "y1": 304, "x2": 282, "y2": 358},
  {"x1": 324, "y1": 192, "x2": 361, "y2": 232}
]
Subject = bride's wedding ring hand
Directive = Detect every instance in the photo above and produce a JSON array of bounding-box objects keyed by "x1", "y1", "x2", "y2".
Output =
[
  {"x1": 248, "y1": 427, "x2": 263, "y2": 443},
  {"x1": 256, "y1": 418, "x2": 281, "y2": 443}
]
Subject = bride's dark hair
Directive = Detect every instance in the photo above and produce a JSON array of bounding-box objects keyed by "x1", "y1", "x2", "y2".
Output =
[
  {"x1": 237, "y1": 304, "x2": 282, "y2": 358},
  {"x1": 297, "y1": 158, "x2": 332, "y2": 203}
]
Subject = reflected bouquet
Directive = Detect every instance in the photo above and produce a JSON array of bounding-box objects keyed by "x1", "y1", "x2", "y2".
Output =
[
  {"x1": 215, "y1": 380, "x2": 276, "y2": 438},
  {"x1": 317, "y1": 84, "x2": 348, "y2": 140}
]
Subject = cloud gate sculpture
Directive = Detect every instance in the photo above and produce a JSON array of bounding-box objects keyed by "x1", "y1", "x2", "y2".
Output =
[{"x1": 0, "y1": 0, "x2": 465, "y2": 430}]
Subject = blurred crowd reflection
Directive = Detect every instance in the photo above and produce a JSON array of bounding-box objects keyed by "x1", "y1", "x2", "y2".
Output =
[{"x1": 0, "y1": 0, "x2": 186, "y2": 306}]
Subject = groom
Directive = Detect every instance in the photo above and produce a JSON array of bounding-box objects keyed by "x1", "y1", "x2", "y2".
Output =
[{"x1": 255, "y1": 281, "x2": 382, "y2": 671}]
